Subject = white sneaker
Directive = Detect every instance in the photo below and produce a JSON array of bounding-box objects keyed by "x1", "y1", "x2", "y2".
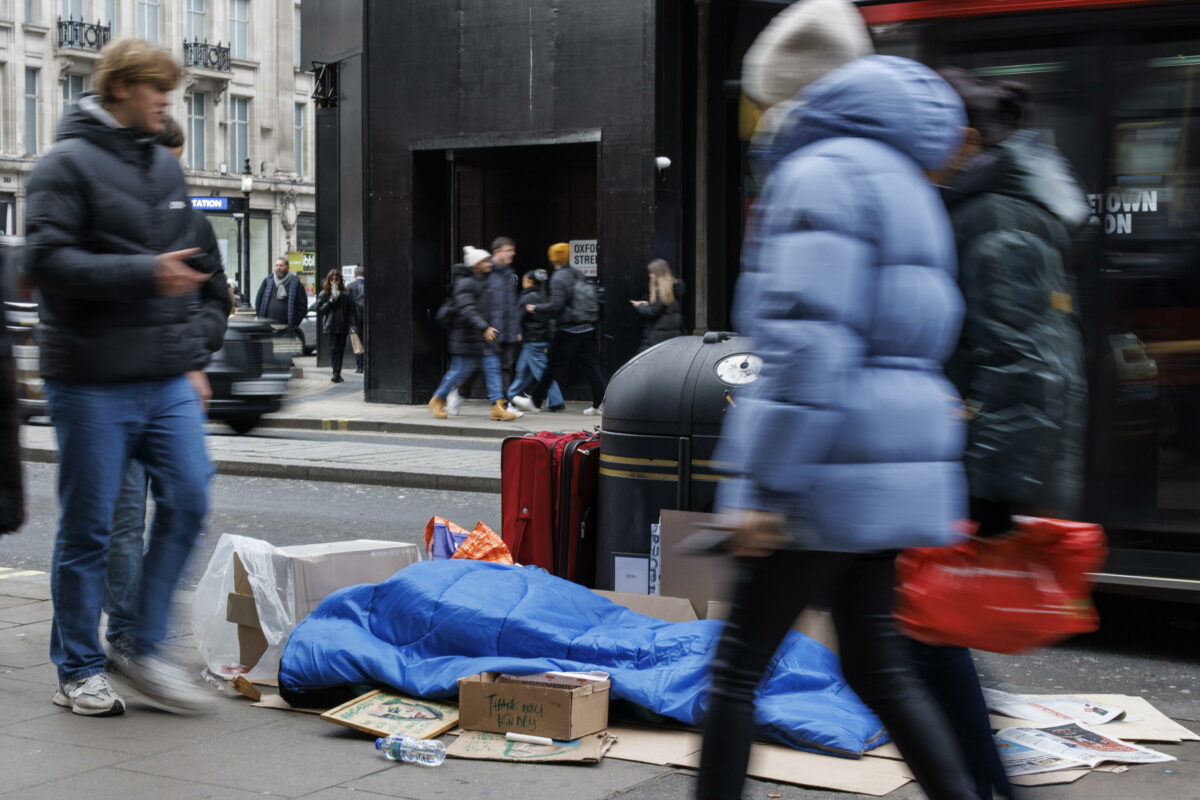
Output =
[
  {"x1": 52, "y1": 673, "x2": 126, "y2": 717},
  {"x1": 109, "y1": 652, "x2": 217, "y2": 715},
  {"x1": 510, "y1": 395, "x2": 538, "y2": 413},
  {"x1": 446, "y1": 388, "x2": 463, "y2": 416},
  {"x1": 583, "y1": 406, "x2": 602, "y2": 416}
]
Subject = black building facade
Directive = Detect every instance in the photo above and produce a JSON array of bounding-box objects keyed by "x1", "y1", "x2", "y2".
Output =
[{"x1": 302, "y1": 0, "x2": 787, "y2": 404}]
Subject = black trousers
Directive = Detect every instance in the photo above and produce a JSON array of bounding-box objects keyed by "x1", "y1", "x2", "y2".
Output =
[
  {"x1": 328, "y1": 330, "x2": 348, "y2": 377},
  {"x1": 912, "y1": 641, "x2": 1017, "y2": 799},
  {"x1": 531, "y1": 329, "x2": 605, "y2": 409},
  {"x1": 697, "y1": 550, "x2": 981, "y2": 800}
]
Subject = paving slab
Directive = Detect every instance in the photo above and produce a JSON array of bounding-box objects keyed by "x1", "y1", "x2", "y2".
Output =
[
  {"x1": 0, "y1": 675, "x2": 65, "y2": 726},
  {"x1": 0, "y1": 595, "x2": 39, "y2": 611},
  {"x1": 0, "y1": 733, "x2": 130, "y2": 796},
  {"x1": 9, "y1": 694, "x2": 277, "y2": 756},
  {"x1": 116, "y1": 717, "x2": 395, "y2": 797},
  {"x1": 7, "y1": 768, "x2": 271, "y2": 800},
  {"x1": 0, "y1": 619, "x2": 52, "y2": 669},
  {"x1": 344, "y1": 751, "x2": 672, "y2": 800},
  {"x1": 0, "y1": 600, "x2": 54, "y2": 625}
]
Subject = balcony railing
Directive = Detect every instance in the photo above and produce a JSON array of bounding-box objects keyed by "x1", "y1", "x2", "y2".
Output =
[
  {"x1": 184, "y1": 40, "x2": 232, "y2": 73},
  {"x1": 57, "y1": 17, "x2": 111, "y2": 51}
]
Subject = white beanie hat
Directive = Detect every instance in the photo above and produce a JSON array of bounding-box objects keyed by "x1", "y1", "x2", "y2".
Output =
[
  {"x1": 742, "y1": 0, "x2": 873, "y2": 109},
  {"x1": 462, "y1": 246, "x2": 491, "y2": 268}
]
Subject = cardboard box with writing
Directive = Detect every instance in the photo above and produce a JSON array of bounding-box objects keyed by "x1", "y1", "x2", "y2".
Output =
[{"x1": 458, "y1": 672, "x2": 610, "y2": 741}]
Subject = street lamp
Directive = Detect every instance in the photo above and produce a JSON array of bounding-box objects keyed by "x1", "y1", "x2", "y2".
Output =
[{"x1": 240, "y1": 158, "x2": 254, "y2": 309}]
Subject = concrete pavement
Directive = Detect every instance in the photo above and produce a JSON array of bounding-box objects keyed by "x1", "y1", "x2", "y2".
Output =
[
  {"x1": 3, "y1": 571, "x2": 1199, "y2": 799},
  {"x1": 18, "y1": 357, "x2": 600, "y2": 494}
]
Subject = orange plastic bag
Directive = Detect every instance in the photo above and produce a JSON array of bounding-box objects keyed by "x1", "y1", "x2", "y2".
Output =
[
  {"x1": 895, "y1": 517, "x2": 1106, "y2": 654},
  {"x1": 423, "y1": 516, "x2": 514, "y2": 565}
]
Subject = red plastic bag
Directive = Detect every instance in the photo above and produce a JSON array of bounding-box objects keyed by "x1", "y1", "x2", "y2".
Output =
[{"x1": 895, "y1": 517, "x2": 1107, "y2": 654}]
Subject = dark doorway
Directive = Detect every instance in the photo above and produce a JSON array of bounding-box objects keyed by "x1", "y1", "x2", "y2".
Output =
[{"x1": 412, "y1": 141, "x2": 600, "y2": 400}]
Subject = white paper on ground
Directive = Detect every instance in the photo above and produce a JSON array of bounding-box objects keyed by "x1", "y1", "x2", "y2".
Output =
[
  {"x1": 989, "y1": 694, "x2": 1199, "y2": 743},
  {"x1": 997, "y1": 723, "x2": 1177, "y2": 767},
  {"x1": 983, "y1": 688, "x2": 1125, "y2": 726}
]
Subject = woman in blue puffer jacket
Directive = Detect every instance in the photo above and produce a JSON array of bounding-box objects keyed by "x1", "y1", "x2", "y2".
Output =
[{"x1": 698, "y1": 55, "x2": 983, "y2": 800}]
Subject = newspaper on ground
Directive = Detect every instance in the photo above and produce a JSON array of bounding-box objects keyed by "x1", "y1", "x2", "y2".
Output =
[
  {"x1": 997, "y1": 723, "x2": 1177, "y2": 768},
  {"x1": 995, "y1": 738, "x2": 1090, "y2": 776},
  {"x1": 984, "y1": 688, "x2": 1125, "y2": 726}
]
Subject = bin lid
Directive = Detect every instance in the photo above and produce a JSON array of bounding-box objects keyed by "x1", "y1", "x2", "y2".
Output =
[{"x1": 602, "y1": 333, "x2": 760, "y2": 437}]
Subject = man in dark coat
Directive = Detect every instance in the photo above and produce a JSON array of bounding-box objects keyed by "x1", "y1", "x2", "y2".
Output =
[
  {"x1": 0, "y1": 250, "x2": 22, "y2": 537},
  {"x1": 347, "y1": 264, "x2": 366, "y2": 372},
  {"x1": 487, "y1": 236, "x2": 521, "y2": 398},
  {"x1": 25, "y1": 39, "x2": 228, "y2": 717},
  {"x1": 512, "y1": 242, "x2": 606, "y2": 415},
  {"x1": 427, "y1": 247, "x2": 521, "y2": 421},
  {"x1": 255, "y1": 256, "x2": 308, "y2": 334}
]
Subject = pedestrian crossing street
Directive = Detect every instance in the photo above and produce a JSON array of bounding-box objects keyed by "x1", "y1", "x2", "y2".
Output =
[{"x1": 0, "y1": 566, "x2": 46, "y2": 580}]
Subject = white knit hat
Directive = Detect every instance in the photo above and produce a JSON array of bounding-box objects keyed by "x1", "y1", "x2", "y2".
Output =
[
  {"x1": 742, "y1": 0, "x2": 873, "y2": 109},
  {"x1": 462, "y1": 246, "x2": 491, "y2": 268}
]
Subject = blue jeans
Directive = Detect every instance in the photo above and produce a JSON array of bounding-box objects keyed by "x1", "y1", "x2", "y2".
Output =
[
  {"x1": 104, "y1": 460, "x2": 150, "y2": 653},
  {"x1": 434, "y1": 353, "x2": 504, "y2": 403},
  {"x1": 43, "y1": 377, "x2": 211, "y2": 684},
  {"x1": 508, "y1": 342, "x2": 563, "y2": 407}
]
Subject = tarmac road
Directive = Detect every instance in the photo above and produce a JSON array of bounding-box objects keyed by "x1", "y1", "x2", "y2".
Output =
[{"x1": 6, "y1": 460, "x2": 501, "y2": 589}]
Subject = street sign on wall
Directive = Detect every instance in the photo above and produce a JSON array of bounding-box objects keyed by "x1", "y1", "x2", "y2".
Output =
[{"x1": 570, "y1": 239, "x2": 598, "y2": 277}]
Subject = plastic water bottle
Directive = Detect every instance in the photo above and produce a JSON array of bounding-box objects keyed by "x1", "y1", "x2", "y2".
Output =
[{"x1": 374, "y1": 735, "x2": 447, "y2": 766}]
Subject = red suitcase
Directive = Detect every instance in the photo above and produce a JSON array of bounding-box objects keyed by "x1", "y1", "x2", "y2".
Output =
[{"x1": 501, "y1": 431, "x2": 600, "y2": 585}]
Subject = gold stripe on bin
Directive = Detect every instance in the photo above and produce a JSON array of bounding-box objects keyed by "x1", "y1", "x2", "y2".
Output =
[
  {"x1": 599, "y1": 467, "x2": 679, "y2": 482},
  {"x1": 599, "y1": 454, "x2": 679, "y2": 467}
]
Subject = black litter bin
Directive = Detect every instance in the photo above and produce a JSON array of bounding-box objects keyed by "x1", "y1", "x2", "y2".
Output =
[{"x1": 595, "y1": 332, "x2": 761, "y2": 589}]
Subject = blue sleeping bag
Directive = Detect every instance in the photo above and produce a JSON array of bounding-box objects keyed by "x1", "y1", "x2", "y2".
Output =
[{"x1": 278, "y1": 560, "x2": 886, "y2": 756}]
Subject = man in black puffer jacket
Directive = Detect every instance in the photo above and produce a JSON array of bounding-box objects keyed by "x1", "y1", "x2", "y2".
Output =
[
  {"x1": 427, "y1": 247, "x2": 521, "y2": 422},
  {"x1": 25, "y1": 39, "x2": 228, "y2": 718}
]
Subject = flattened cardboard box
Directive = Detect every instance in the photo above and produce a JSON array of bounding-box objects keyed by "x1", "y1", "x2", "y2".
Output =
[
  {"x1": 458, "y1": 672, "x2": 610, "y2": 741},
  {"x1": 448, "y1": 730, "x2": 615, "y2": 763}
]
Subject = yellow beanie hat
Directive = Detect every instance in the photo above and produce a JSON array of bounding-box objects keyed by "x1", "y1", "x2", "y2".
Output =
[{"x1": 548, "y1": 242, "x2": 570, "y2": 265}]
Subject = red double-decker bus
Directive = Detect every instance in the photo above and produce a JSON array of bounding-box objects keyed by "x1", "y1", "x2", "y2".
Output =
[{"x1": 850, "y1": 0, "x2": 1200, "y2": 595}]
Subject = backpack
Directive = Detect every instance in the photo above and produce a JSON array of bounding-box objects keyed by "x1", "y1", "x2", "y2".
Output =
[{"x1": 565, "y1": 271, "x2": 600, "y2": 324}]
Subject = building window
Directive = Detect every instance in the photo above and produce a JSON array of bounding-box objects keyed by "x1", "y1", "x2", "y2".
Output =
[
  {"x1": 230, "y1": 0, "x2": 249, "y2": 60},
  {"x1": 293, "y1": 103, "x2": 304, "y2": 175},
  {"x1": 61, "y1": 74, "x2": 84, "y2": 110},
  {"x1": 187, "y1": 92, "x2": 207, "y2": 170},
  {"x1": 186, "y1": 0, "x2": 206, "y2": 42},
  {"x1": 107, "y1": 0, "x2": 116, "y2": 33},
  {"x1": 24, "y1": 0, "x2": 36, "y2": 24},
  {"x1": 25, "y1": 69, "x2": 38, "y2": 156},
  {"x1": 61, "y1": 0, "x2": 81, "y2": 19},
  {"x1": 137, "y1": 0, "x2": 159, "y2": 44},
  {"x1": 230, "y1": 96, "x2": 249, "y2": 174},
  {"x1": 293, "y1": 5, "x2": 301, "y2": 69}
]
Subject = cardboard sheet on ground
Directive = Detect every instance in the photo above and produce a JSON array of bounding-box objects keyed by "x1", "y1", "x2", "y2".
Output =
[
  {"x1": 321, "y1": 689, "x2": 458, "y2": 738},
  {"x1": 251, "y1": 692, "x2": 326, "y2": 714},
  {"x1": 675, "y1": 744, "x2": 913, "y2": 797},
  {"x1": 606, "y1": 725, "x2": 702, "y2": 765},
  {"x1": 447, "y1": 730, "x2": 615, "y2": 763},
  {"x1": 989, "y1": 694, "x2": 1199, "y2": 743}
]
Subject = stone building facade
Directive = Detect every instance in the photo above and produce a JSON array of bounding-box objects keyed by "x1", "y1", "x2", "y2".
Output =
[{"x1": 0, "y1": 0, "x2": 317, "y2": 298}]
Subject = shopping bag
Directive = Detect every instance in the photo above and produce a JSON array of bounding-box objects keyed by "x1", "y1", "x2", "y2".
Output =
[
  {"x1": 894, "y1": 517, "x2": 1106, "y2": 654},
  {"x1": 424, "y1": 516, "x2": 471, "y2": 560},
  {"x1": 452, "y1": 522, "x2": 515, "y2": 565},
  {"x1": 423, "y1": 517, "x2": 514, "y2": 564},
  {"x1": 350, "y1": 330, "x2": 364, "y2": 355}
]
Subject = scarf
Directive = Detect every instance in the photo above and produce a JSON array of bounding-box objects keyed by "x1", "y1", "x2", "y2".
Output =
[{"x1": 273, "y1": 273, "x2": 290, "y2": 301}]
